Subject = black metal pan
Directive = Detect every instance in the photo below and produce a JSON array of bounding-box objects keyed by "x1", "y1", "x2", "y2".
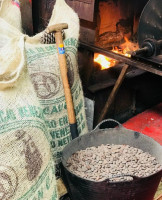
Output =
[{"x1": 62, "y1": 119, "x2": 162, "y2": 200}]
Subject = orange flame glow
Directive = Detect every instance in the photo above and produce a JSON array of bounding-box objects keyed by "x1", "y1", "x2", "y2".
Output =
[
  {"x1": 94, "y1": 37, "x2": 138, "y2": 70},
  {"x1": 94, "y1": 54, "x2": 117, "y2": 70},
  {"x1": 112, "y1": 37, "x2": 139, "y2": 58}
]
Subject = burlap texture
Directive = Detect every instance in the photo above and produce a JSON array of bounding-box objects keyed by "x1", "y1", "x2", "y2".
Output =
[
  {"x1": 0, "y1": 2, "x2": 58, "y2": 199},
  {"x1": 25, "y1": 0, "x2": 88, "y2": 168},
  {"x1": 0, "y1": 0, "x2": 22, "y2": 31}
]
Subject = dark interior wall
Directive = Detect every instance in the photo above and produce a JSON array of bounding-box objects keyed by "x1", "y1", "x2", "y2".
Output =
[
  {"x1": 32, "y1": 0, "x2": 56, "y2": 33},
  {"x1": 31, "y1": 0, "x2": 149, "y2": 35},
  {"x1": 32, "y1": 0, "x2": 40, "y2": 33},
  {"x1": 99, "y1": 0, "x2": 148, "y2": 16},
  {"x1": 86, "y1": 71, "x2": 162, "y2": 127},
  {"x1": 20, "y1": 0, "x2": 33, "y2": 35}
]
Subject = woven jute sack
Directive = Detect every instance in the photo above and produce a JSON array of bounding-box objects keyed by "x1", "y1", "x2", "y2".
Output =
[
  {"x1": 0, "y1": 18, "x2": 58, "y2": 200},
  {"x1": 0, "y1": 0, "x2": 22, "y2": 50},
  {"x1": 25, "y1": 0, "x2": 88, "y2": 171},
  {"x1": 0, "y1": 0, "x2": 22, "y2": 30}
]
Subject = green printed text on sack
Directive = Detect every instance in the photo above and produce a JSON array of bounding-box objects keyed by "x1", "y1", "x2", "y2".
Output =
[{"x1": 0, "y1": 105, "x2": 45, "y2": 124}]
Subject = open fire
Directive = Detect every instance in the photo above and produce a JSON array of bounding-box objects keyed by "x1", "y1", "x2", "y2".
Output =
[
  {"x1": 94, "y1": 54, "x2": 118, "y2": 70},
  {"x1": 94, "y1": 37, "x2": 139, "y2": 70}
]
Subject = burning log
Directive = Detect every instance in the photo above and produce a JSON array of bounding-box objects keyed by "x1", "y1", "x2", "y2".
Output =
[{"x1": 95, "y1": 31, "x2": 124, "y2": 48}]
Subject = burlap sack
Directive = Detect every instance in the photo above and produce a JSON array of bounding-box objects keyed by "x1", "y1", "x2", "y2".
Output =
[
  {"x1": 0, "y1": 0, "x2": 22, "y2": 30},
  {"x1": 0, "y1": 18, "x2": 58, "y2": 200},
  {"x1": 0, "y1": 0, "x2": 22, "y2": 50},
  {"x1": 25, "y1": 0, "x2": 88, "y2": 170}
]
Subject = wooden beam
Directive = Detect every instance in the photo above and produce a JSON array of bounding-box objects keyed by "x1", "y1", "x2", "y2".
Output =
[{"x1": 98, "y1": 64, "x2": 129, "y2": 123}]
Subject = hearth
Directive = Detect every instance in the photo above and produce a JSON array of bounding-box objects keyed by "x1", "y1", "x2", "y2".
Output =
[
  {"x1": 31, "y1": 0, "x2": 162, "y2": 127},
  {"x1": 75, "y1": 0, "x2": 162, "y2": 126}
]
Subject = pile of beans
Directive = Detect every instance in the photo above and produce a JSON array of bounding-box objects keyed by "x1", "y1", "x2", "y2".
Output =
[{"x1": 66, "y1": 144, "x2": 162, "y2": 182}]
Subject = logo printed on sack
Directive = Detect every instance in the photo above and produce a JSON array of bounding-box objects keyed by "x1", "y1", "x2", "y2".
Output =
[
  {"x1": 0, "y1": 166, "x2": 18, "y2": 200},
  {"x1": 16, "y1": 130, "x2": 43, "y2": 181},
  {"x1": 31, "y1": 72, "x2": 61, "y2": 99}
]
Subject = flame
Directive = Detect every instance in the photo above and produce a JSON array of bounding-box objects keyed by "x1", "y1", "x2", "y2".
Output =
[
  {"x1": 94, "y1": 54, "x2": 117, "y2": 70},
  {"x1": 112, "y1": 37, "x2": 139, "y2": 58},
  {"x1": 94, "y1": 37, "x2": 138, "y2": 70}
]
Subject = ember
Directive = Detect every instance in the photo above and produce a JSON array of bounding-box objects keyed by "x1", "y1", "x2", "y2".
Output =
[
  {"x1": 94, "y1": 53, "x2": 117, "y2": 69},
  {"x1": 112, "y1": 37, "x2": 139, "y2": 58},
  {"x1": 94, "y1": 37, "x2": 138, "y2": 70}
]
